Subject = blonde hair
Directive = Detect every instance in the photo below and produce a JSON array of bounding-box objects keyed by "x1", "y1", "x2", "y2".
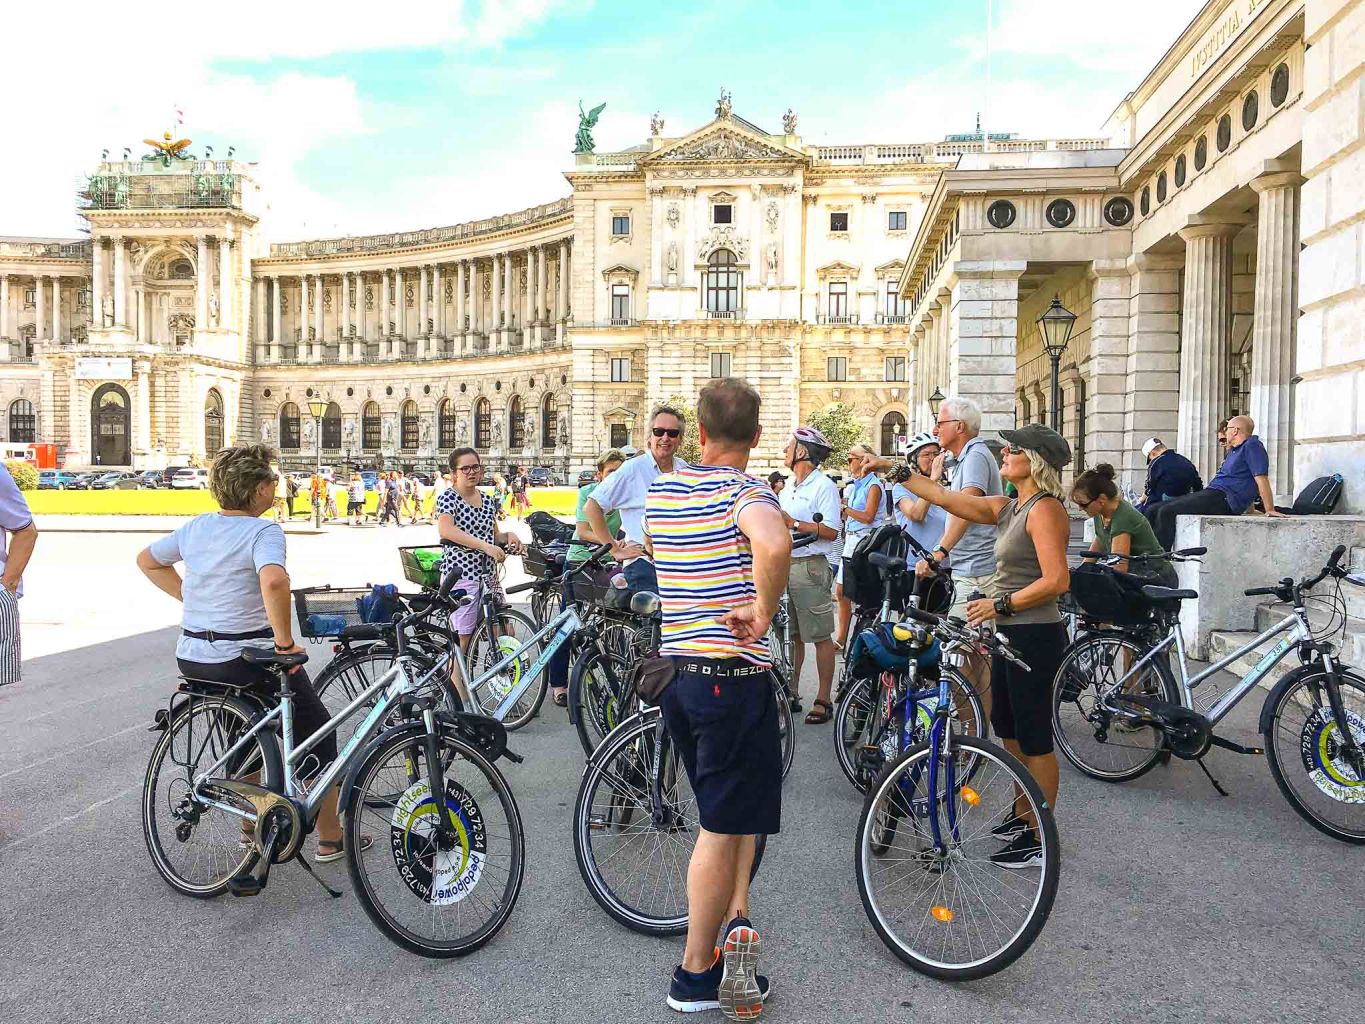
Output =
[
  {"x1": 597, "y1": 448, "x2": 625, "y2": 471},
  {"x1": 1024, "y1": 449, "x2": 1065, "y2": 500}
]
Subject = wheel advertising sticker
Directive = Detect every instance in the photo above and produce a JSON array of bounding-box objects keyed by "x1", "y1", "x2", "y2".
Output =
[
  {"x1": 1298, "y1": 706, "x2": 1365, "y2": 804},
  {"x1": 390, "y1": 778, "x2": 487, "y2": 904}
]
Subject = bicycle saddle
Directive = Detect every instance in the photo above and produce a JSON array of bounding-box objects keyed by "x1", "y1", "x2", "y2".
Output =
[
  {"x1": 1140, "y1": 585, "x2": 1197, "y2": 602},
  {"x1": 629, "y1": 591, "x2": 660, "y2": 617},
  {"x1": 868, "y1": 552, "x2": 904, "y2": 571},
  {"x1": 241, "y1": 647, "x2": 310, "y2": 668}
]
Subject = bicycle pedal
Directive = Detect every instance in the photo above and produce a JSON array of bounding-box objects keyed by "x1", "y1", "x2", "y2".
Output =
[{"x1": 228, "y1": 875, "x2": 265, "y2": 898}]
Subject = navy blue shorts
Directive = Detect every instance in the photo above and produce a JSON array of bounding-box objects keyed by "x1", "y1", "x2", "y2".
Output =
[{"x1": 658, "y1": 661, "x2": 782, "y2": 836}]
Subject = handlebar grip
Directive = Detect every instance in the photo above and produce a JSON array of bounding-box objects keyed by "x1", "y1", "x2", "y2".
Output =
[
  {"x1": 438, "y1": 571, "x2": 461, "y2": 601},
  {"x1": 903, "y1": 606, "x2": 940, "y2": 627},
  {"x1": 505, "y1": 580, "x2": 538, "y2": 595},
  {"x1": 1174, "y1": 546, "x2": 1207, "y2": 557},
  {"x1": 1329, "y1": 544, "x2": 1347, "y2": 570},
  {"x1": 1244, "y1": 586, "x2": 1279, "y2": 597}
]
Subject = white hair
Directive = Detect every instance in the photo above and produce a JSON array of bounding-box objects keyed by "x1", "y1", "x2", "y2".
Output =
[{"x1": 939, "y1": 396, "x2": 981, "y2": 435}]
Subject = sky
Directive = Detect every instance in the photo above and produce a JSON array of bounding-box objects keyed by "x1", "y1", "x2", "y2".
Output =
[{"x1": 2, "y1": 0, "x2": 1202, "y2": 242}]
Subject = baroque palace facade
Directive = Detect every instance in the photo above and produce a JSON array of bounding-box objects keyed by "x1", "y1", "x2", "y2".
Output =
[{"x1": 0, "y1": 0, "x2": 1361, "y2": 507}]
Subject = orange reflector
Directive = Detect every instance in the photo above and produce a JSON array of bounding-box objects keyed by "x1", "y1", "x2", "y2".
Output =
[
  {"x1": 960, "y1": 786, "x2": 980, "y2": 806},
  {"x1": 931, "y1": 905, "x2": 954, "y2": 923}
]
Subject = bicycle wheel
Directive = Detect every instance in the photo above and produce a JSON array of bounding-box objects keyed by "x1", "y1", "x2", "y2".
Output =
[
  {"x1": 772, "y1": 672, "x2": 796, "y2": 778},
  {"x1": 345, "y1": 724, "x2": 525, "y2": 957},
  {"x1": 467, "y1": 607, "x2": 547, "y2": 729},
  {"x1": 573, "y1": 710, "x2": 765, "y2": 936},
  {"x1": 530, "y1": 586, "x2": 555, "y2": 629},
  {"x1": 834, "y1": 675, "x2": 879, "y2": 789},
  {"x1": 142, "y1": 693, "x2": 281, "y2": 898},
  {"x1": 315, "y1": 645, "x2": 454, "y2": 748},
  {"x1": 856, "y1": 737, "x2": 1060, "y2": 980},
  {"x1": 1264, "y1": 667, "x2": 1365, "y2": 844},
  {"x1": 570, "y1": 646, "x2": 632, "y2": 757},
  {"x1": 1052, "y1": 632, "x2": 1175, "y2": 781}
]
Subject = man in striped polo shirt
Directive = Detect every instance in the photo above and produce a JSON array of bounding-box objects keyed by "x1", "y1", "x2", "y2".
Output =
[{"x1": 644, "y1": 377, "x2": 792, "y2": 1019}]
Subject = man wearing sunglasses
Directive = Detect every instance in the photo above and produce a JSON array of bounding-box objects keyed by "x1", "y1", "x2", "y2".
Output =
[{"x1": 584, "y1": 405, "x2": 688, "y2": 595}]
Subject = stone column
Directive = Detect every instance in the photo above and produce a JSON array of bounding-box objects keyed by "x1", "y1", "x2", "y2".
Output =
[
  {"x1": 537, "y1": 245, "x2": 549, "y2": 322},
  {"x1": 0, "y1": 275, "x2": 9, "y2": 340},
  {"x1": 649, "y1": 186, "x2": 664, "y2": 285},
  {"x1": 1085, "y1": 259, "x2": 1132, "y2": 474},
  {"x1": 219, "y1": 236, "x2": 232, "y2": 330},
  {"x1": 433, "y1": 264, "x2": 444, "y2": 340},
  {"x1": 270, "y1": 276, "x2": 282, "y2": 362},
  {"x1": 683, "y1": 187, "x2": 699, "y2": 290},
  {"x1": 1122, "y1": 253, "x2": 1183, "y2": 488},
  {"x1": 1249, "y1": 171, "x2": 1304, "y2": 497},
  {"x1": 417, "y1": 267, "x2": 429, "y2": 358},
  {"x1": 111, "y1": 239, "x2": 127, "y2": 328},
  {"x1": 455, "y1": 261, "x2": 467, "y2": 350},
  {"x1": 313, "y1": 274, "x2": 324, "y2": 356},
  {"x1": 51, "y1": 277, "x2": 61, "y2": 342},
  {"x1": 92, "y1": 243, "x2": 105, "y2": 329},
  {"x1": 491, "y1": 254, "x2": 503, "y2": 345},
  {"x1": 195, "y1": 237, "x2": 208, "y2": 329},
  {"x1": 134, "y1": 358, "x2": 152, "y2": 458},
  {"x1": 35, "y1": 276, "x2": 46, "y2": 342},
  {"x1": 527, "y1": 248, "x2": 538, "y2": 338},
  {"x1": 558, "y1": 241, "x2": 569, "y2": 321},
  {"x1": 1176, "y1": 222, "x2": 1240, "y2": 480},
  {"x1": 470, "y1": 260, "x2": 481, "y2": 338},
  {"x1": 503, "y1": 253, "x2": 514, "y2": 336},
  {"x1": 254, "y1": 277, "x2": 266, "y2": 354},
  {"x1": 947, "y1": 261, "x2": 1026, "y2": 435}
]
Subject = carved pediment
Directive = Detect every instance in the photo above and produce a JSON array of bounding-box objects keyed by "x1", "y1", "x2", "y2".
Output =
[
  {"x1": 647, "y1": 124, "x2": 801, "y2": 165},
  {"x1": 874, "y1": 259, "x2": 906, "y2": 275},
  {"x1": 696, "y1": 226, "x2": 749, "y2": 262},
  {"x1": 816, "y1": 260, "x2": 860, "y2": 278},
  {"x1": 600, "y1": 263, "x2": 639, "y2": 281}
]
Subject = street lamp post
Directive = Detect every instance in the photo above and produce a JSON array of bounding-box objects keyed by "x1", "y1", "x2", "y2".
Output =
[
  {"x1": 1036, "y1": 296, "x2": 1077, "y2": 434},
  {"x1": 929, "y1": 386, "x2": 946, "y2": 421},
  {"x1": 307, "y1": 398, "x2": 327, "y2": 529}
]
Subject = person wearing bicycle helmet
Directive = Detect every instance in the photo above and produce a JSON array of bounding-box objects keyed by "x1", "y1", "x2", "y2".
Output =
[{"x1": 777, "y1": 426, "x2": 842, "y2": 723}]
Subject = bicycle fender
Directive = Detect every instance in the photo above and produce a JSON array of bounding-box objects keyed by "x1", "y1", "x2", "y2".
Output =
[
  {"x1": 585, "y1": 706, "x2": 664, "y2": 771},
  {"x1": 1257, "y1": 662, "x2": 1360, "y2": 735}
]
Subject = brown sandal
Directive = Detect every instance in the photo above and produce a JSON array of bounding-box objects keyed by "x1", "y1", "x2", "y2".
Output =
[{"x1": 804, "y1": 699, "x2": 833, "y2": 725}]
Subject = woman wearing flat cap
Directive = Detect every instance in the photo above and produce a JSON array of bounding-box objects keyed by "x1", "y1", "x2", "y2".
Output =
[{"x1": 899, "y1": 422, "x2": 1072, "y2": 870}]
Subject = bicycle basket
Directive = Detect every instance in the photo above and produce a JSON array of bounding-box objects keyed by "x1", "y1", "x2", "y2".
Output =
[
  {"x1": 292, "y1": 586, "x2": 375, "y2": 639},
  {"x1": 523, "y1": 543, "x2": 568, "y2": 581},
  {"x1": 1068, "y1": 564, "x2": 1158, "y2": 625},
  {"x1": 399, "y1": 546, "x2": 444, "y2": 589}
]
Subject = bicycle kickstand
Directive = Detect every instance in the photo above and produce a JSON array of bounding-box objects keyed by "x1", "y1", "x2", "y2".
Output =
[
  {"x1": 295, "y1": 853, "x2": 343, "y2": 899},
  {"x1": 1195, "y1": 757, "x2": 1229, "y2": 797}
]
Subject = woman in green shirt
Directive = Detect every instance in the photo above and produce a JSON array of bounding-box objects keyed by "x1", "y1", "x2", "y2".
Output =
[{"x1": 1072, "y1": 464, "x2": 1177, "y2": 587}]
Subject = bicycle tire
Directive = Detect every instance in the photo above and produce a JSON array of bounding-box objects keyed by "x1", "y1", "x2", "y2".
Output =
[
  {"x1": 570, "y1": 646, "x2": 632, "y2": 757},
  {"x1": 1051, "y1": 632, "x2": 1177, "y2": 782},
  {"x1": 772, "y1": 673, "x2": 795, "y2": 778},
  {"x1": 856, "y1": 737, "x2": 1060, "y2": 980},
  {"x1": 468, "y1": 606, "x2": 547, "y2": 730},
  {"x1": 142, "y1": 693, "x2": 281, "y2": 898},
  {"x1": 344, "y1": 724, "x2": 526, "y2": 957},
  {"x1": 1263, "y1": 666, "x2": 1365, "y2": 844},
  {"x1": 573, "y1": 709, "x2": 766, "y2": 936}
]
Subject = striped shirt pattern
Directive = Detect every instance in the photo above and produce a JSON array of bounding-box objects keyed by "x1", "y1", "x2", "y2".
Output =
[{"x1": 645, "y1": 465, "x2": 780, "y2": 665}]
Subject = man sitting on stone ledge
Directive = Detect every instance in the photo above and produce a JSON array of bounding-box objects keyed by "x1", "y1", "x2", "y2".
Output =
[
  {"x1": 1151, "y1": 414, "x2": 1283, "y2": 550},
  {"x1": 1136, "y1": 437, "x2": 1203, "y2": 514}
]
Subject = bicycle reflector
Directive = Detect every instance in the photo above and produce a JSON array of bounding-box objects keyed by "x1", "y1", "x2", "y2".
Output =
[
  {"x1": 960, "y1": 786, "x2": 980, "y2": 806},
  {"x1": 931, "y1": 906, "x2": 955, "y2": 923}
]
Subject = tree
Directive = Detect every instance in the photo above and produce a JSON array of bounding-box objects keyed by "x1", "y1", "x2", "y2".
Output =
[
  {"x1": 806, "y1": 402, "x2": 867, "y2": 464},
  {"x1": 4, "y1": 459, "x2": 37, "y2": 491},
  {"x1": 661, "y1": 393, "x2": 703, "y2": 464}
]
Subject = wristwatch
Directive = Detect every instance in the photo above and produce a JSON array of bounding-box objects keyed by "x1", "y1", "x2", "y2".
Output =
[
  {"x1": 934, "y1": 545, "x2": 950, "y2": 560},
  {"x1": 993, "y1": 594, "x2": 1013, "y2": 617}
]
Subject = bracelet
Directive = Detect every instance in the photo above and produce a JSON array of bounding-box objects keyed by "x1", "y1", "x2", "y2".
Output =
[{"x1": 274, "y1": 641, "x2": 294, "y2": 650}]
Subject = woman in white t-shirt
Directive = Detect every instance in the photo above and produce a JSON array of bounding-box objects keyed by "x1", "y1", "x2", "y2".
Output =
[{"x1": 834, "y1": 443, "x2": 886, "y2": 649}]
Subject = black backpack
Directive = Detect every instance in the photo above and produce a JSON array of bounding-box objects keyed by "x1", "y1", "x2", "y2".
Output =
[
  {"x1": 1288, "y1": 474, "x2": 1344, "y2": 516},
  {"x1": 841, "y1": 486, "x2": 909, "y2": 610}
]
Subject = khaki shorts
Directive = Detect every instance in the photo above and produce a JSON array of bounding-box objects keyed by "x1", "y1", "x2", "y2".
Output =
[
  {"x1": 788, "y1": 556, "x2": 836, "y2": 644},
  {"x1": 949, "y1": 570, "x2": 997, "y2": 624}
]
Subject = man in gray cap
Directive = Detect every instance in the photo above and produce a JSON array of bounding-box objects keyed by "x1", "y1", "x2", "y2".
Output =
[{"x1": 1136, "y1": 437, "x2": 1202, "y2": 515}]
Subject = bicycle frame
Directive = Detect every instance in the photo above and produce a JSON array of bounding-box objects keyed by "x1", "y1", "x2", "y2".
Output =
[
  {"x1": 453, "y1": 604, "x2": 583, "y2": 720},
  {"x1": 1101, "y1": 606, "x2": 1313, "y2": 725}
]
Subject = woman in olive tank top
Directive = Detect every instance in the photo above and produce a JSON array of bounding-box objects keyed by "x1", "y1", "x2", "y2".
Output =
[{"x1": 898, "y1": 423, "x2": 1071, "y2": 868}]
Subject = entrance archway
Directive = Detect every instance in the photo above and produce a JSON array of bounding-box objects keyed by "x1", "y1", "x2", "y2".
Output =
[{"x1": 91, "y1": 383, "x2": 131, "y2": 466}]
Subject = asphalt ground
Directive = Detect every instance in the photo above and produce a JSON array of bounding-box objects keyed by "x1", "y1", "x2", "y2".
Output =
[{"x1": 1, "y1": 525, "x2": 1361, "y2": 1023}]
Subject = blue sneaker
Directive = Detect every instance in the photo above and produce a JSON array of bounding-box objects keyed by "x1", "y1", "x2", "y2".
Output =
[
  {"x1": 719, "y1": 918, "x2": 768, "y2": 1021},
  {"x1": 667, "y1": 945, "x2": 770, "y2": 1017}
]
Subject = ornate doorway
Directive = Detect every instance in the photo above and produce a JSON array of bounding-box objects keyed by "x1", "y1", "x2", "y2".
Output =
[{"x1": 91, "y1": 383, "x2": 131, "y2": 466}]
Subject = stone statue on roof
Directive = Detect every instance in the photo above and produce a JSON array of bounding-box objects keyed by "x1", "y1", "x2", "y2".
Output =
[
  {"x1": 574, "y1": 101, "x2": 606, "y2": 154},
  {"x1": 783, "y1": 108, "x2": 798, "y2": 135},
  {"x1": 716, "y1": 89, "x2": 733, "y2": 120},
  {"x1": 650, "y1": 112, "x2": 664, "y2": 136}
]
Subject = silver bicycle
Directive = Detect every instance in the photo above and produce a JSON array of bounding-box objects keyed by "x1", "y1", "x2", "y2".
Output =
[{"x1": 1053, "y1": 544, "x2": 1365, "y2": 843}]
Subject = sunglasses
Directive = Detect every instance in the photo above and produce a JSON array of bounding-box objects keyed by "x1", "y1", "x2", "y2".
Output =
[
  {"x1": 1002, "y1": 444, "x2": 1028, "y2": 456},
  {"x1": 652, "y1": 427, "x2": 681, "y2": 438}
]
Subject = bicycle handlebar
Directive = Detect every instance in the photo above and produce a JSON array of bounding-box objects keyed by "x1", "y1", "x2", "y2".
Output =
[
  {"x1": 900, "y1": 605, "x2": 1031, "y2": 671},
  {"x1": 1244, "y1": 544, "x2": 1352, "y2": 602}
]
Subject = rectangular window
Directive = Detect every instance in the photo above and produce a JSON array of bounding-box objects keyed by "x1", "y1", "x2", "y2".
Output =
[
  {"x1": 828, "y1": 282, "x2": 847, "y2": 318},
  {"x1": 884, "y1": 356, "x2": 906, "y2": 382},
  {"x1": 78, "y1": 289, "x2": 91, "y2": 309},
  {"x1": 610, "y1": 423, "x2": 629, "y2": 449},
  {"x1": 713, "y1": 204, "x2": 733, "y2": 225},
  {"x1": 611, "y1": 214, "x2": 631, "y2": 236},
  {"x1": 23, "y1": 289, "x2": 35, "y2": 307},
  {"x1": 610, "y1": 284, "x2": 630, "y2": 322},
  {"x1": 888, "y1": 210, "x2": 907, "y2": 231},
  {"x1": 710, "y1": 352, "x2": 732, "y2": 379},
  {"x1": 827, "y1": 356, "x2": 848, "y2": 382},
  {"x1": 885, "y1": 281, "x2": 907, "y2": 318},
  {"x1": 829, "y1": 212, "x2": 848, "y2": 232},
  {"x1": 610, "y1": 357, "x2": 630, "y2": 382}
]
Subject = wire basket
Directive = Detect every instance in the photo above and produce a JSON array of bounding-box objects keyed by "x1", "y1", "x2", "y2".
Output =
[
  {"x1": 399, "y1": 546, "x2": 444, "y2": 590},
  {"x1": 292, "y1": 586, "x2": 376, "y2": 639},
  {"x1": 524, "y1": 543, "x2": 568, "y2": 581}
]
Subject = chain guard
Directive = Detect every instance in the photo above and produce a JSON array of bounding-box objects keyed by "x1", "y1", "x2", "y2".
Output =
[{"x1": 1117, "y1": 693, "x2": 1212, "y2": 760}]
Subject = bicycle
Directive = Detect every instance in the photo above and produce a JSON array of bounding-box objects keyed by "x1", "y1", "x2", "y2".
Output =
[
  {"x1": 141, "y1": 574, "x2": 528, "y2": 957},
  {"x1": 1052, "y1": 544, "x2": 1365, "y2": 843},
  {"x1": 854, "y1": 605, "x2": 1060, "y2": 979}
]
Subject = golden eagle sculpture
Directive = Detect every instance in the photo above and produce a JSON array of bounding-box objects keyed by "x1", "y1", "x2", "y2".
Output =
[{"x1": 143, "y1": 130, "x2": 193, "y2": 166}]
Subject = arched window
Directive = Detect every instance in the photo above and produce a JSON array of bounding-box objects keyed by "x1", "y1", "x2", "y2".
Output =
[
  {"x1": 278, "y1": 403, "x2": 300, "y2": 450},
  {"x1": 438, "y1": 399, "x2": 457, "y2": 449},
  {"x1": 8, "y1": 399, "x2": 35, "y2": 443},
  {"x1": 879, "y1": 411, "x2": 907, "y2": 457},
  {"x1": 474, "y1": 398, "x2": 491, "y2": 449},
  {"x1": 541, "y1": 393, "x2": 558, "y2": 449},
  {"x1": 508, "y1": 395, "x2": 526, "y2": 450},
  {"x1": 705, "y1": 248, "x2": 740, "y2": 313},
  {"x1": 400, "y1": 400, "x2": 419, "y2": 450},
  {"x1": 322, "y1": 402, "x2": 341, "y2": 450},
  {"x1": 361, "y1": 401, "x2": 381, "y2": 450},
  {"x1": 204, "y1": 389, "x2": 224, "y2": 456}
]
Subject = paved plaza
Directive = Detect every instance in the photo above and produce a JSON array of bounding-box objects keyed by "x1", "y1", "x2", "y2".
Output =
[{"x1": 1, "y1": 523, "x2": 1361, "y2": 1024}]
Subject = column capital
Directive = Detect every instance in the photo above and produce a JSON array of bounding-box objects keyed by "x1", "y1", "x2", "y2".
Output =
[
  {"x1": 1128, "y1": 252, "x2": 1185, "y2": 274},
  {"x1": 1088, "y1": 258, "x2": 1130, "y2": 279},
  {"x1": 1177, "y1": 216, "x2": 1248, "y2": 242},
  {"x1": 1250, "y1": 170, "x2": 1306, "y2": 194}
]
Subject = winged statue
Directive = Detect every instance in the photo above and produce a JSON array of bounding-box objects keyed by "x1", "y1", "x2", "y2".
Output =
[
  {"x1": 143, "y1": 130, "x2": 194, "y2": 167},
  {"x1": 574, "y1": 101, "x2": 606, "y2": 154}
]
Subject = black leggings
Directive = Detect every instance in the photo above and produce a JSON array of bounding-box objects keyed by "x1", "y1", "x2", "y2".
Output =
[
  {"x1": 990, "y1": 621, "x2": 1069, "y2": 757},
  {"x1": 177, "y1": 655, "x2": 338, "y2": 767}
]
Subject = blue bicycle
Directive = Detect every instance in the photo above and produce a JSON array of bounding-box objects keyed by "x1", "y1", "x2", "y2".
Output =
[{"x1": 854, "y1": 605, "x2": 1060, "y2": 980}]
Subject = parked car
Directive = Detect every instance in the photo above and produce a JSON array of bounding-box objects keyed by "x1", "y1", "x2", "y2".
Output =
[
  {"x1": 64, "y1": 472, "x2": 94, "y2": 490},
  {"x1": 576, "y1": 469, "x2": 598, "y2": 487},
  {"x1": 159, "y1": 465, "x2": 189, "y2": 488},
  {"x1": 527, "y1": 467, "x2": 558, "y2": 487},
  {"x1": 171, "y1": 467, "x2": 210, "y2": 490},
  {"x1": 38, "y1": 471, "x2": 78, "y2": 490},
  {"x1": 137, "y1": 470, "x2": 163, "y2": 489},
  {"x1": 91, "y1": 471, "x2": 138, "y2": 490}
]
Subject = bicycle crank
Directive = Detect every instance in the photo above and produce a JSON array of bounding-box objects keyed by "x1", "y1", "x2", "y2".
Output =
[
  {"x1": 204, "y1": 779, "x2": 305, "y2": 862},
  {"x1": 1118, "y1": 695, "x2": 1212, "y2": 760}
]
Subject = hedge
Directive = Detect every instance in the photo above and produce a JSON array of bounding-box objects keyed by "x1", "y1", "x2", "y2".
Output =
[{"x1": 5, "y1": 460, "x2": 38, "y2": 491}]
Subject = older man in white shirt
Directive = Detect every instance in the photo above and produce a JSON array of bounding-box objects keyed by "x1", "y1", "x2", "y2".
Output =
[{"x1": 583, "y1": 405, "x2": 688, "y2": 594}]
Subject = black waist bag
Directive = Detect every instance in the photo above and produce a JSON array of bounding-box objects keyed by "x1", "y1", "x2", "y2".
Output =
[{"x1": 633, "y1": 654, "x2": 676, "y2": 703}]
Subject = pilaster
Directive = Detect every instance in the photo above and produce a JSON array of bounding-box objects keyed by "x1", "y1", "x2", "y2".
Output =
[{"x1": 1177, "y1": 221, "x2": 1242, "y2": 480}]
